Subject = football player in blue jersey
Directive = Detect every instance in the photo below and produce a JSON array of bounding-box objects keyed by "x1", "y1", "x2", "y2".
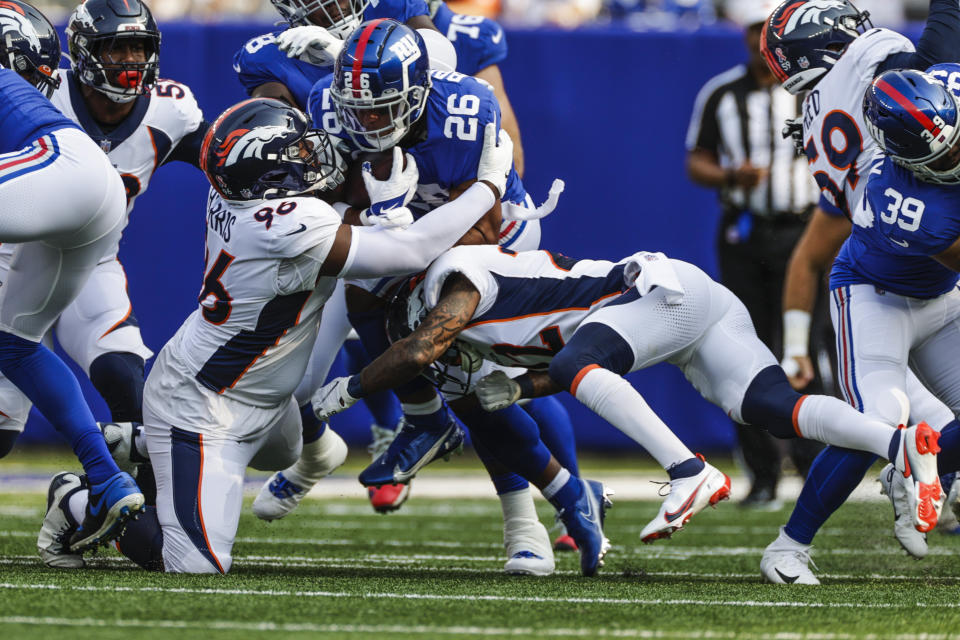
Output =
[
  {"x1": 758, "y1": 0, "x2": 960, "y2": 584},
  {"x1": 284, "y1": 19, "x2": 576, "y2": 573},
  {"x1": 0, "y1": 1, "x2": 144, "y2": 553}
]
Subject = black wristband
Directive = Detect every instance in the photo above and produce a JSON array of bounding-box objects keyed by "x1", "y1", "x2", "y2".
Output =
[
  {"x1": 346, "y1": 375, "x2": 367, "y2": 399},
  {"x1": 516, "y1": 375, "x2": 535, "y2": 399}
]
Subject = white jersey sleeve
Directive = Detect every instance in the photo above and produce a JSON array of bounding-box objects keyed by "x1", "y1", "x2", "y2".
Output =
[
  {"x1": 838, "y1": 29, "x2": 915, "y2": 89},
  {"x1": 423, "y1": 245, "x2": 504, "y2": 317},
  {"x1": 148, "y1": 79, "x2": 204, "y2": 159}
]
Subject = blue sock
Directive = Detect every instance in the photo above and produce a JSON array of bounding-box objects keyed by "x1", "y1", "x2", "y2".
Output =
[
  {"x1": 937, "y1": 420, "x2": 960, "y2": 475},
  {"x1": 887, "y1": 429, "x2": 902, "y2": 464},
  {"x1": 544, "y1": 469, "x2": 584, "y2": 512},
  {"x1": 523, "y1": 396, "x2": 580, "y2": 476},
  {"x1": 343, "y1": 340, "x2": 402, "y2": 429},
  {"x1": 472, "y1": 437, "x2": 529, "y2": 494},
  {"x1": 299, "y1": 403, "x2": 327, "y2": 444},
  {"x1": 458, "y1": 404, "x2": 552, "y2": 481},
  {"x1": 667, "y1": 456, "x2": 704, "y2": 480},
  {"x1": 403, "y1": 396, "x2": 453, "y2": 432},
  {"x1": 0, "y1": 332, "x2": 118, "y2": 484},
  {"x1": 784, "y1": 446, "x2": 876, "y2": 545}
]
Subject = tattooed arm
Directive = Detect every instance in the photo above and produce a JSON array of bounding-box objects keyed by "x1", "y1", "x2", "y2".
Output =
[{"x1": 357, "y1": 274, "x2": 481, "y2": 395}]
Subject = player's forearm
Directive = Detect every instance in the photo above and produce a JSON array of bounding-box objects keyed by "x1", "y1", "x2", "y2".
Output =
[
  {"x1": 515, "y1": 371, "x2": 563, "y2": 400},
  {"x1": 340, "y1": 182, "x2": 496, "y2": 279},
  {"x1": 686, "y1": 150, "x2": 728, "y2": 189}
]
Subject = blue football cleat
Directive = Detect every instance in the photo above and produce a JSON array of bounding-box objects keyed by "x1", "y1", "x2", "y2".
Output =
[
  {"x1": 69, "y1": 471, "x2": 145, "y2": 553},
  {"x1": 556, "y1": 479, "x2": 613, "y2": 577},
  {"x1": 359, "y1": 419, "x2": 464, "y2": 487}
]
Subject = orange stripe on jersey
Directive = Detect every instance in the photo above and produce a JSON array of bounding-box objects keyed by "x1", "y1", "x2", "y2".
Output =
[
  {"x1": 196, "y1": 433, "x2": 225, "y2": 574},
  {"x1": 147, "y1": 126, "x2": 160, "y2": 173},
  {"x1": 791, "y1": 394, "x2": 809, "y2": 438},
  {"x1": 463, "y1": 291, "x2": 622, "y2": 329},
  {"x1": 570, "y1": 364, "x2": 600, "y2": 396},
  {"x1": 100, "y1": 261, "x2": 134, "y2": 339}
]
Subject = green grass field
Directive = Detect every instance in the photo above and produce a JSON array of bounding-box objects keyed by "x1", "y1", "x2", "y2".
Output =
[{"x1": 2, "y1": 451, "x2": 960, "y2": 639}]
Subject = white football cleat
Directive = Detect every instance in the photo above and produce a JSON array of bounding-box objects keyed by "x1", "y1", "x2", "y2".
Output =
[
  {"x1": 503, "y1": 517, "x2": 555, "y2": 576},
  {"x1": 878, "y1": 463, "x2": 928, "y2": 558},
  {"x1": 37, "y1": 471, "x2": 87, "y2": 569},
  {"x1": 640, "y1": 460, "x2": 730, "y2": 543},
  {"x1": 894, "y1": 422, "x2": 943, "y2": 533},
  {"x1": 760, "y1": 527, "x2": 820, "y2": 585},
  {"x1": 252, "y1": 428, "x2": 348, "y2": 521}
]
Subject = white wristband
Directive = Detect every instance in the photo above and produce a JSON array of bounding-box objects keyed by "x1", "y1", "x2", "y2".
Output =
[
  {"x1": 783, "y1": 310, "x2": 811, "y2": 359},
  {"x1": 332, "y1": 202, "x2": 350, "y2": 220}
]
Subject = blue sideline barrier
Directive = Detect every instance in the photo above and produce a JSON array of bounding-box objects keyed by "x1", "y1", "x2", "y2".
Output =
[{"x1": 18, "y1": 22, "x2": 923, "y2": 453}]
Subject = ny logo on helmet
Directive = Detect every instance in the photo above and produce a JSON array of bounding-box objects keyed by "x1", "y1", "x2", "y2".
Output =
[
  {"x1": 389, "y1": 34, "x2": 420, "y2": 63},
  {"x1": 215, "y1": 125, "x2": 290, "y2": 168},
  {"x1": 0, "y1": 4, "x2": 40, "y2": 54},
  {"x1": 773, "y1": 0, "x2": 849, "y2": 37}
]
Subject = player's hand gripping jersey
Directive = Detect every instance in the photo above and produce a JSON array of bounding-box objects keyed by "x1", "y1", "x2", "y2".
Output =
[
  {"x1": 430, "y1": 1, "x2": 506, "y2": 76},
  {"x1": 154, "y1": 189, "x2": 342, "y2": 412},
  {"x1": 800, "y1": 29, "x2": 914, "y2": 219},
  {"x1": 233, "y1": 0, "x2": 428, "y2": 108}
]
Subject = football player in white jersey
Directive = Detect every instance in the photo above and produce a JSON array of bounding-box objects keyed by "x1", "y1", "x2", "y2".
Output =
[
  {"x1": 37, "y1": 98, "x2": 516, "y2": 574},
  {"x1": 758, "y1": 0, "x2": 960, "y2": 583},
  {"x1": 0, "y1": 0, "x2": 207, "y2": 461},
  {"x1": 311, "y1": 246, "x2": 941, "y2": 553}
]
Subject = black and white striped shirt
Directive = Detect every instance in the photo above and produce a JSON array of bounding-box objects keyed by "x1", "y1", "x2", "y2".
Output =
[{"x1": 686, "y1": 65, "x2": 819, "y2": 218}]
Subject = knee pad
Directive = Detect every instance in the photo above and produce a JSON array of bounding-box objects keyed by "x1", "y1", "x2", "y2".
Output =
[
  {"x1": 741, "y1": 364, "x2": 804, "y2": 439},
  {"x1": 549, "y1": 323, "x2": 634, "y2": 392},
  {"x1": 89, "y1": 352, "x2": 145, "y2": 422},
  {"x1": 0, "y1": 429, "x2": 17, "y2": 458}
]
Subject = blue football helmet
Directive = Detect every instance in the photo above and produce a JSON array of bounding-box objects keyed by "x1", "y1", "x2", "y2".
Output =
[
  {"x1": 330, "y1": 18, "x2": 432, "y2": 152},
  {"x1": 201, "y1": 98, "x2": 347, "y2": 201},
  {"x1": 0, "y1": 0, "x2": 61, "y2": 98},
  {"x1": 66, "y1": 0, "x2": 161, "y2": 103},
  {"x1": 761, "y1": 0, "x2": 871, "y2": 95},
  {"x1": 270, "y1": 0, "x2": 368, "y2": 37},
  {"x1": 864, "y1": 69, "x2": 960, "y2": 185}
]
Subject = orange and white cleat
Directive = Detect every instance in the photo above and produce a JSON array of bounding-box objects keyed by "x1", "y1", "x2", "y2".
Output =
[
  {"x1": 640, "y1": 460, "x2": 730, "y2": 543},
  {"x1": 895, "y1": 421, "x2": 943, "y2": 533},
  {"x1": 368, "y1": 483, "x2": 411, "y2": 513}
]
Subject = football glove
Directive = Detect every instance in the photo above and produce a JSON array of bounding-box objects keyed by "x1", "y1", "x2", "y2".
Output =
[
  {"x1": 477, "y1": 123, "x2": 514, "y2": 199},
  {"x1": 359, "y1": 205, "x2": 414, "y2": 230},
  {"x1": 476, "y1": 370, "x2": 522, "y2": 412},
  {"x1": 276, "y1": 26, "x2": 344, "y2": 67},
  {"x1": 362, "y1": 146, "x2": 420, "y2": 217},
  {"x1": 312, "y1": 376, "x2": 359, "y2": 422}
]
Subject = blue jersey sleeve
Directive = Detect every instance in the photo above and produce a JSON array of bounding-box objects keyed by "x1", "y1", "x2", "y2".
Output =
[
  {"x1": 365, "y1": 0, "x2": 429, "y2": 22},
  {"x1": 927, "y1": 62, "x2": 960, "y2": 100},
  {"x1": 233, "y1": 30, "x2": 328, "y2": 109},
  {"x1": 866, "y1": 160, "x2": 960, "y2": 256},
  {"x1": 432, "y1": 3, "x2": 507, "y2": 75},
  {"x1": 306, "y1": 73, "x2": 347, "y2": 140},
  {"x1": 0, "y1": 69, "x2": 79, "y2": 151}
]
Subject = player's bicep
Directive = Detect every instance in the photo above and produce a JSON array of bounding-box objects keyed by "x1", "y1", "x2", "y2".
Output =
[
  {"x1": 934, "y1": 235, "x2": 960, "y2": 272},
  {"x1": 317, "y1": 224, "x2": 354, "y2": 278},
  {"x1": 252, "y1": 82, "x2": 298, "y2": 107},
  {"x1": 796, "y1": 208, "x2": 851, "y2": 268}
]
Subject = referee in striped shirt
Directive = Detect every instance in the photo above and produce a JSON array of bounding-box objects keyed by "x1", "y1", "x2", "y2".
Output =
[{"x1": 685, "y1": 0, "x2": 828, "y2": 509}]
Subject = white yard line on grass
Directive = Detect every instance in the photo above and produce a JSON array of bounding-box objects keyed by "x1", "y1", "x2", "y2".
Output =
[
  {"x1": 4, "y1": 616, "x2": 957, "y2": 639},
  {"x1": 2, "y1": 582, "x2": 959, "y2": 609}
]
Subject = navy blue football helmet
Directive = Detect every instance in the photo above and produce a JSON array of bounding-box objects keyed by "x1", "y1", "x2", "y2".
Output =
[
  {"x1": 270, "y1": 0, "x2": 369, "y2": 36},
  {"x1": 330, "y1": 19, "x2": 432, "y2": 152},
  {"x1": 66, "y1": 0, "x2": 161, "y2": 103},
  {"x1": 864, "y1": 69, "x2": 960, "y2": 185},
  {"x1": 201, "y1": 98, "x2": 347, "y2": 201},
  {"x1": 0, "y1": 0, "x2": 61, "y2": 98},
  {"x1": 761, "y1": 0, "x2": 871, "y2": 95}
]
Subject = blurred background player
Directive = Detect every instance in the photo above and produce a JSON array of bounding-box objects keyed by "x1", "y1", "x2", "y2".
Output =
[
  {"x1": 685, "y1": 0, "x2": 827, "y2": 508},
  {"x1": 757, "y1": 0, "x2": 960, "y2": 584},
  {"x1": 0, "y1": 0, "x2": 143, "y2": 552}
]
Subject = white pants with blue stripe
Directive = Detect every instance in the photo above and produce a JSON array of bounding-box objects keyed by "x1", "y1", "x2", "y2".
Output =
[
  {"x1": 0, "y1": 127, "x2": 126, "y2": 341},
  {"x1": 830, "y1": 284, "x2": 960, "y2": 428}
]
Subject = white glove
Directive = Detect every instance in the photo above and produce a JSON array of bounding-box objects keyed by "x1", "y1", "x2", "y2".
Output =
[
  {"x1": 475, "y1": 370, "x2": 522, "y2": 412},
  {"x1": 312, "y1": 376, "x2": 359, "y2": 422},
  {"x1": 502, "y1": 179, "x2": 565, "y2": 221},
  {"x1": 276, "y1": 26, "x2": 344, "y2": 67},
  {"x1": 359, "y1": 205, "x2": 414, "y2": 230},
  {"x1": 477, "y1": 123, "x2": 514, "y2": 199},
  {"x1": 363, "y1": 146, "x2": 420, "y2": 216}
]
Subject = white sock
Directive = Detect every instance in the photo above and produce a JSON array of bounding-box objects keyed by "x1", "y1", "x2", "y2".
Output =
[
  {"x1": 540, "y1": 468, "x2": 571, "y2": 501},
  {"x1": 67, "y1": 489, "x2": 88, "y2": 524},
  {"x1": 283, "y1": 429, "x2": 346, "y2": 487},
  {"x1": 401, "y1": 395, "x2": 444, "y2": 415},
  {"x1": 774, "y1": 526, "x2": 808, "y2": 550},
  {"x1": 499, "y1": 487, "x2": 538, "y2": 522},
  {"x1": 133, "y1": 426, "x2": 148, "y2": 460},
  {"x1": 574, "y1": 367, "x2": 694, "y2": 469},
  {"x1": 795, "y1": 395, "x2": 895, "y2": 460}
]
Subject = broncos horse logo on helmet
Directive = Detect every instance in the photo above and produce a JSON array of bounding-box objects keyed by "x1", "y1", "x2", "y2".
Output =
[
  {"x1": 761, "y1": 0, "x2": 871, "y2": 95},
  {"x1": 201, "y1": 98, "x2": 347, "y2": 201},
  {"x1": 0, "y1": 0, "x2": 61, "y2": 98},
  {"x1": 864, "y1": 69, "x2": 960, "y2": 185}
]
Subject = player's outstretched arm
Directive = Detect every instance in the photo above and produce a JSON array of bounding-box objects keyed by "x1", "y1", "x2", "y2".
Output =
[
  {"x1": 475, "y1": 370, "x2": 561, "y2": 412},
  {"x1": 878, "y1": 0, "x2": 960, "y2": 74},
  {"x1": 781, "y1": 207, "x2": 850, "y2": 389},
  {"x1": 317, "y1": 123, "x2": 513, "y2": 279},
  {"x1": 312, "y1": 274, "x2": 480, "y2": 420}
]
